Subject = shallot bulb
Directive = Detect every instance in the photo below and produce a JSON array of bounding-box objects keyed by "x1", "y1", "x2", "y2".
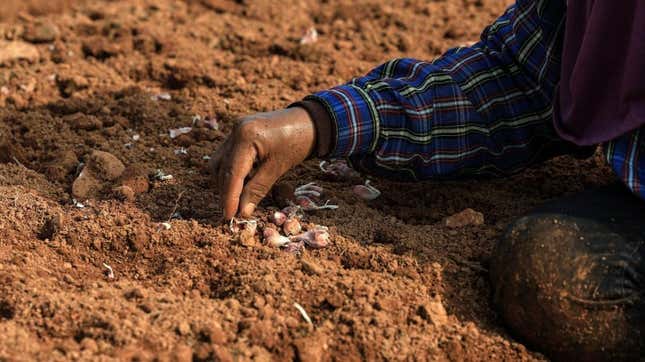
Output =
[
  {"x1": 352, "y1": 180, "x2": 381, "y2": 200},
  {"x1": 263, "y1": 228, "x2": 291, "y2": 248},
  {"x1": 319, "y1": 160, "x2": 360, "y2": 180},
  {"x1": 283, "y1": 217, "x2": 302, "y2": 236},
  {"x1": 269, "y1": 210, "x2": 287, "y2": 226},
  {"x1": 290, "y1": 227, "x2": 330, "y2": 249}
]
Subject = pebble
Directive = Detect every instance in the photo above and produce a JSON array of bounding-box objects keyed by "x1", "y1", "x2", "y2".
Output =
[
  {"x1": 0, "y1": 40, "x2": 39, "y2": 65},
  {"x1": 87, "y1": 151, "x2": 125, "y2": 181},
  {"x1": 176, "y1": 321, "x2": 191, "y2": 336},
  {"x1": 293, "y1": 332, "x2": 328, "y2": 362},
  {"x1": 72, "y1": 150, "x2": 125, "y2": 200},
  {"x1": 23, "y1": 22, "x2": 59, "y2": 43},
  {"x1": 416, "y1": 296, "x2": 448, "y2": 326},
  {"x1": 80, "y1": 338, "x2": 98, "y2": 352}
]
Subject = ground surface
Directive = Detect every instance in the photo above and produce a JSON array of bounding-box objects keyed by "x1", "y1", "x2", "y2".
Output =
[{"x1": 0, "y1": 0, "x2": 615, "y2": 361}]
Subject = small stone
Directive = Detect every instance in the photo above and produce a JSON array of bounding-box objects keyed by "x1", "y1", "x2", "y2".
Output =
[
  {"x1": 176, "y1": 321, "x2": 191, "y2": 336},
  {"x1": 324, "y1": 292, "x2": 344, "y2": 309},
  {"x1": 80, "y1": 338, "x2": 98, "y2": 352},
  {"x1": 23, "y1": 22, "x2": 60, "y2": 43},
  {"x1": 72, "y1": 168, "x2": 102, "y2": 200},
  {"x1": 87, "y1": 151, "x2": 125, "y2": 181},
  {"x1": 443, "y1": 208, "x2": 484, "y2": 228},
  {"x1": 63, "y1": 274, "x2": 75, "y2": 284},
  {"x1": 293, "y1": 332, "x2": 328, "y2": 362},
  {"x1": 417, "y1": 296, "x2": 448, "y2": 326},
  {"x1": 0, "y1": 41, "x2": 39, "y2": 65}
]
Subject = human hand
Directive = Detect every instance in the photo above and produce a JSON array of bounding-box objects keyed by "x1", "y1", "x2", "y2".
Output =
[{"x1": 210, "y1": 107, "x2": 316, "y2": 219}]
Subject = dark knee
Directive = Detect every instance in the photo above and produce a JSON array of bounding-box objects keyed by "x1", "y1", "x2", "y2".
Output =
[{"x1": 490, "y1": 214, "x2": 644, "y2": 361}]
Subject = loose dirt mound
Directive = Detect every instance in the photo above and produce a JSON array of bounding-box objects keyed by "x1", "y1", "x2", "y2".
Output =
[{"x1": 0, "y1": 0, "x2": 614, "y2": 360}]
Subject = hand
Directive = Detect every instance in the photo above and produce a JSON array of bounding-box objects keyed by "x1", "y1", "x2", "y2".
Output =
[{"x1": 210, "y1": 107, "x2": 316, "y2": 219}]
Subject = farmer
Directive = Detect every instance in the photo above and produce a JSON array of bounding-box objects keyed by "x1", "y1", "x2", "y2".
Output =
[{"x1": 210, "y1": 0, "x2": 644, "y2": 359}]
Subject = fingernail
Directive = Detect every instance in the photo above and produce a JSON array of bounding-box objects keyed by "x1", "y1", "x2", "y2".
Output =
[{"x1": 240, "y1": 203, "x2": 256, "y2": 217}]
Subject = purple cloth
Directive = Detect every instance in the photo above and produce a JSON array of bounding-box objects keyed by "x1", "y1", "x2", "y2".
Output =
[{"x1": 554, "y1": 0, "x2": 645, "y2": 145}]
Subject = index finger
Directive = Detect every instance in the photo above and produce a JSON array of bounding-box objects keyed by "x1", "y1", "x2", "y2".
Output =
[{"x1": 218, "y1": 142, "x2": 257, "y2": 220}]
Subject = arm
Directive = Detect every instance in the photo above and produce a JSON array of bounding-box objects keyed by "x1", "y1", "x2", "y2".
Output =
[{"x1": 303, "y1": 0, "x2": 571, "y2": 181}]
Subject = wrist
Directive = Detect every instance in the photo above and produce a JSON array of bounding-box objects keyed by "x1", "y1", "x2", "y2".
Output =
[{"x1": 288, "y1": 101, "x2": 333, "y2": 158}]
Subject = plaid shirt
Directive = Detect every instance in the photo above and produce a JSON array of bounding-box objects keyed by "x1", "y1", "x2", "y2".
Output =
[{"x1": 307, "y1": 0, "x2": 645, "y2": 199}]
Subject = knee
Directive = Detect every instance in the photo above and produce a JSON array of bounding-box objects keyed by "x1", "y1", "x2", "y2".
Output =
[{"x1": 490, "y1": 214, "x2": 644, "y2": 361}]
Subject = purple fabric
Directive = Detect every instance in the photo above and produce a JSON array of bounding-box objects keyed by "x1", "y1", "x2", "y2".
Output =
[{"x1": 554, "y1": 0, "x2": 645, "y2": 145}]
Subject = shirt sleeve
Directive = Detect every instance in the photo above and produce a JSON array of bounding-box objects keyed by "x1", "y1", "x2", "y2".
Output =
[{"x1": 306, "y1": 0, "x2": 583, "y2": 181}]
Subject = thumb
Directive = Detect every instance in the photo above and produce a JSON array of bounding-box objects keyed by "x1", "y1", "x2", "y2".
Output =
[{"x1": 238, "y1": 161, "x2": 282, "y2": 217}]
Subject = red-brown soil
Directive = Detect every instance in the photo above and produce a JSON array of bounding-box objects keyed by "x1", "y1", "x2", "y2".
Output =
[{"x1": 0, "y1": 0, "x2": 615, "y2": 361}]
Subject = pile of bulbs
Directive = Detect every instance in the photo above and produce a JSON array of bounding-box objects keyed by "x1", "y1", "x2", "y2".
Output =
[
  {"x1": 230, "y1": 208, "x2": 330, "y2": 254},
  {"x1": 230, "y1": 182, "x2": 334, "y2": 254}
]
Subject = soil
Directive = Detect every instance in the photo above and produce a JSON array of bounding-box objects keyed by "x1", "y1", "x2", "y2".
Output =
[{"x1": 0, "y1": 0, "x2": 615, "y2": 361}]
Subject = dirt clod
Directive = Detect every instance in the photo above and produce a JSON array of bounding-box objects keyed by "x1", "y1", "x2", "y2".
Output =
[
  {"x1": 23, "y1": 22, "x2": 59, "y2": 43},
  {"x1": 417, "y1": 297, "x2": 449, "y2": 326},
  {"x1": 0, "y1": 41, "x2": 39, "y2": 65},
  {"x1": 294, "y1": 332, "x2": 328, "y2": 362},
  {"x1": 443, "y1": 208, "x2": 485, "y2": 228}
]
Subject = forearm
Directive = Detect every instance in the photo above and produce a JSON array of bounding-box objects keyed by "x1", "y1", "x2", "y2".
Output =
[{"x1": 298, "y1": 0, "x2": 582, "y2": 181}]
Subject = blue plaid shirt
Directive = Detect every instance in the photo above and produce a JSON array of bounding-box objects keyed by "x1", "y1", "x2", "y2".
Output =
[{"x1": 306, "y1": 0, "x2": 645, "y2": 199}]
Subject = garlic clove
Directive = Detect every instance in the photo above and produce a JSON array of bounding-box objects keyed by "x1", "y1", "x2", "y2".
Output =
[
  {"x1": 263, "y1": 228, "x2": 290, "y2": 247},
  {"x1": 283, "y1": 217, "x2": 302, "y2": 236},
  {"x1": 307, "y1": 229, "x2": 330, "y2": 248},
  {"x1": 352, "y1": 180, "x2": 381, "y2": 200},
  {"x1": 319, "y1": 160, "x2": 360, "y2": 180},
  {"x1": 290, "y1": 228, "x2": 330, "y2": 249},
  {"x1": 268, "y1": 210, "x2": 287, "y2": 226}
]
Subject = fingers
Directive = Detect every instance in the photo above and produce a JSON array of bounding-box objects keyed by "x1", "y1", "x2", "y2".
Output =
[
  {"x1": 238, "y1": 161, "x2": 282, "y2": 217},
  {"x1": 218, "y1": 142, "x2": 257, "y2": 220},
  {"x1": 208, "y1": 138, "x2": 230, "y2": 175}
]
